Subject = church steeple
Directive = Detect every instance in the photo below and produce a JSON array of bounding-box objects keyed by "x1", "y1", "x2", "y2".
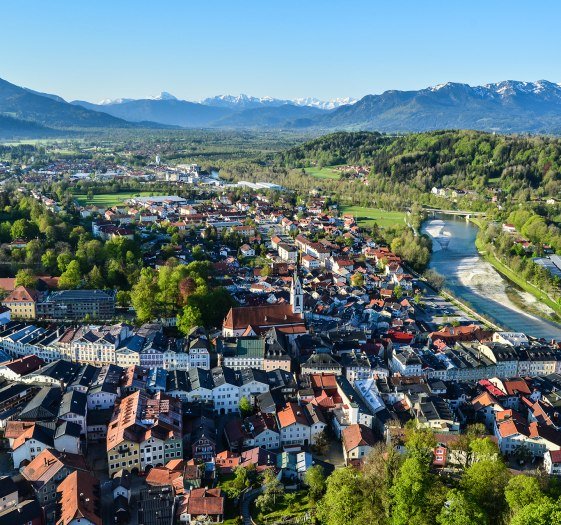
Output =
[{"x1": 290, "y1": 268, "x2": 303, "y2": 316}]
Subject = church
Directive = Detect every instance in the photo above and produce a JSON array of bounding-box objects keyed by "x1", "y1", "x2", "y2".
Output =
[{"x1": 222, "y1": 272, "x2": 306, "y2": 338}]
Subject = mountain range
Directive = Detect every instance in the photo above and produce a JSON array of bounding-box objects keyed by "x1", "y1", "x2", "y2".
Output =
[{"x1": 3, "y1": 76, "x2": 561, "y2": 137}]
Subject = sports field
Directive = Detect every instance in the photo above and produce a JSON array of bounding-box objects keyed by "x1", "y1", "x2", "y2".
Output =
[
  {"x1": 340, "y1": 205, "x2": 406, "y2": 228},
  {"x1": 74, "y1": 191, "x2": 166, "y2": 207}
]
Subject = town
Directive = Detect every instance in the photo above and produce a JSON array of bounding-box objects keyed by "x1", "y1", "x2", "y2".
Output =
[{"x1": 0, "y1": 142, "x2": 560, "y2": 525}]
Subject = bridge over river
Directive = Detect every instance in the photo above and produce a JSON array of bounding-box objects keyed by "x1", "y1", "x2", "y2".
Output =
[{"x1": 422, "y1": 207, "x2": 488, "y2": 219}]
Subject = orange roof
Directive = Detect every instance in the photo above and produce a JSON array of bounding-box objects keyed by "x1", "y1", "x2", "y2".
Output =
[
  {"x1": 342, "y1": 424, "x2": 377, "y2": 452},
  {"x1": 2, "y1": 285, "x2": 38, "y2": 303},
  {"x1": 56, "y1": 470, "x2": 101, "y2": 525},
  {"x1": 23, "y1": 449, "x2": 88, "y2": 486},
  {"x1": 310, "y1": 373, "x2": 338, "y2": 390},
  {"x1": 185, "y1": 488, "x2": 224, "y2": 517},
  {"x1": 503, "y1": 379, "x2": 531, "y2": 396},
  {"x1": 146, "y1": 467, "x2": 183, "y2": 492},
  {"x1": 277, "y1": 402, "x2": 309, "y2": 428},
  {"x1": 471, "y1": 391, "x2": 501, "y2": 411}
]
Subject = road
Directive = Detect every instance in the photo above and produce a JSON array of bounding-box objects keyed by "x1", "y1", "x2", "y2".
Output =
[{"x1": 241, "y1": 487, "x2": 263, "y2": 525}]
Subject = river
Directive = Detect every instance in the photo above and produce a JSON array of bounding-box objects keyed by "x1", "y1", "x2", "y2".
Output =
[{"x1": 422, "y1": 215, "x2": 561, "y2": 340}]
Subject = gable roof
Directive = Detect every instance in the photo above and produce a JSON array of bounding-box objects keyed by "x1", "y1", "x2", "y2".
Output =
[
  {"x1": 342, "y1": 424, "x2": 377, "y2": 452},
  {"x1": 1, "y1": 285, "x2": 38, "y2": 304},
  {"x1": 56, "y1": 470, "x2": 101, "y2": 525}
]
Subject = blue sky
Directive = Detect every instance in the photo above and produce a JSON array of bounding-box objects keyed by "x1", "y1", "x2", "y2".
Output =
[{"x1": 2, "y1": 0, "x2": 560, "y2": 102}]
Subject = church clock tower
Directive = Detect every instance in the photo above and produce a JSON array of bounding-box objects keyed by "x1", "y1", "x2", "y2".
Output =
[{"x1": 290, "y1": 269, "x2": 303, "y2": 316}]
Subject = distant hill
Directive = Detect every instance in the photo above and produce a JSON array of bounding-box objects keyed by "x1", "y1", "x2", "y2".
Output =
[
  {"x1": 0, "y1": 77, "x2": 132, "y2": 129},
  {"x1": 213, "y1": 104, "x2": 325, "y2": 128},
  {"x1": 0, "y1": 114, "x2": 62, "y2": 138},
  {"x1": 71, "y1": 98, "x2": 232, "y2": 127},
  {"x1": 316, "y1": 81, "x2": 561, "y2": 133}
]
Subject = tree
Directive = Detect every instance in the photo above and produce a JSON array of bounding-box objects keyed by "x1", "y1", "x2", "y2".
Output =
[
  {"x1": 312, "y1": 429, "x2": 329, "y2": 456},
  {"x1": 10, "y1": 218, "x2": 29, "y2": 240},
  {"x1": 317, "y1": 467, "x2": 364, "y2": 525},
  {"x1": 15, "y1": 269, "x2": 37, "y2": 288},
  {"x1": 359, "y1": 445, "x2": 401, "y2": 525},
  {"x1": 436, "y1": 489, "x2": 487, "y2": 525},
  {"x1": 130, "y1": 267, "x2": 159, "y2": 323},
  {"x1": 390, "y1": 456, "x2": 443, "y2": 525},
  {"x1": 239, "y1": 396, "x2": 252, "y2": 416},
  {"x1": 116, "y1": 290, "x2": 131, "y2": 307},
  {"x1": 41, "y1": 249, "x2": 58, "y2": 273},
  {"x1": 58, "y1": 260, "x2": 82, "y2": 289},
  {"x1": 177, "y1": 304, "x2": 203, "y2": 335},
  {"x1": 505, "y1": 475, "x2": 542, "y2": 515},
  {"x1": 460, "y1": 458, "x2": 510, "y2": 518},
  {"x1": 57, "y1": 252, "x2": 73, "y2": 273},
  {"x1": 178, "y1": 276, "x2": 197, "y2": 305},
  {"x1": 351, "y1": 272, "x2": 364, "y2": 287},
  {"x1": 255, "y1": 469, "x2": 284, "y2": 514},
  {"x1": 509, "y1": 498, "x2": 561, "y2": 525},
  {"x1": 224, "y1": 465, "x2": 257, "y2": 499},
  {"x1": 304, "y1": 465, "x2": 326, "y2": 502},
  {"x1": 87, "y1": 265, "x2": 104, "y2": 289}
]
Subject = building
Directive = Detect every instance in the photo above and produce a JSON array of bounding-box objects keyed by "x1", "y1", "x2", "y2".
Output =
[
  {"x1": 544, "y1": 449, "x2": 561, "y2": 475},
  {"x1": 55, "y1": 470, "x2": 101, "y2": 525},
  {"x1": 277, "y1": 402, "x2": 326, "y2": 447},
  {"x1": 177, "y1": 488, "x2": 224, "y2": 524},
  {"x1": 37, "y1": 290, "x2": 116, "y2": 321},
  {"x1": 106, "y1": 391, "x2": 183, "y2": 476},
  {"x1": 22, "y1": 449, "x2": 89, "y2": 514},
  {"x1": 1, "y1": 286, "x2": 38, "y2": 319},
  {"x1": 342, "y1": 423, "x2": 377, "y2": 465},
  {"x1": 222, "y1": 303, "x2": 306, "y2": 338}
]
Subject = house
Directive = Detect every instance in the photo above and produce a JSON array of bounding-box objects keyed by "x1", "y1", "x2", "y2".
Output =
[
  {"x1": 342, "y1": 424, "x2": 377, "y2": 465},
  {"x1": 0, "y1": 499, "x2": 44, "y2": 525},
  {"x1": 0, "y1": 477, "x2": 17, "y2": 512},
  {"x1": 544, "y1": 449, "x2": 561, "y2": 475},
  {"x1": 58, "y1": 390, "x2": 88, "y2": 434},
  {"x1": 137, "y1": 486, "x2": 175, "y2": 525},
  {"x1": 112, "y1": 469, "x2": 132, "y2": 502},
  {"x1": 277, "y1": 402, "x2": 326, "y2": 447},
  {"x1": 22, "y1": 449, "x2": 88, "y2": 513},
  {"x1": 6, "y1": 420, "x2": 57, "y2": 468},
  {"x1": 240, "y1": 244, "x2": 255, "y2": 258},
  {"x1": 211, "y1": 366, "x2": 240, "y2": 414},
  {"x1": 37, "y1": 289, "x2": 116, "y2": 321},
  {"x1": 177, "y1": 488, "x2": 224, "y2": 524},
  {"x1": 55, "y1": 470, "x2": 101, "y2": 525},
  {"x1": 189, "y1": 416, "x2": 217, "y2": 462},
  {"x1": 87, "y1": 364, "x2": 122, "y2": 410},
  {"x1": 0, "y1": 355, "x2": 44, "y2": 381},
  {"x1": 1, "y1": 286, "x2": 38, "y2": 319}
]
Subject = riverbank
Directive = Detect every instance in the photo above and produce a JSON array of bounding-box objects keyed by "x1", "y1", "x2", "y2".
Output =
[{"x1": 470, "y1": 218, "x2": 561, "y2": 320}]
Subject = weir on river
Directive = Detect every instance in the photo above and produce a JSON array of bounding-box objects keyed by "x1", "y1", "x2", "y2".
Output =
[{"x1": 422, "y1": 215, "x2": 561, "y2": 341}]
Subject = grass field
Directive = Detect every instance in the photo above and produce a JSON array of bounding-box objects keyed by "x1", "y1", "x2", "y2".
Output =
[
  {"x1": 304, "y1": 166, "x2": 341, "y2": 180},
  {"x1": 74, "y1": 191, "x2": 166, "y2": 207},
  {"x1": 341, "y1": 205, "x2": 406, "y2": 228}
]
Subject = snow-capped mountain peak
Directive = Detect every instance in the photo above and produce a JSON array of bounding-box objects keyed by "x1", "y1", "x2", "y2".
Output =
[
  {"x1": 147, "y1": 91, "x2": 178, "y2": 101},
  {"x1": 97, "y1": 92, "x2": 178, "y2": 105}
]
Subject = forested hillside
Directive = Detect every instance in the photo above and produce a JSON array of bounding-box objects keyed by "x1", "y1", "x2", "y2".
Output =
[{"x1": 277, "y1": 130, "x2": 561, "y2": 199}]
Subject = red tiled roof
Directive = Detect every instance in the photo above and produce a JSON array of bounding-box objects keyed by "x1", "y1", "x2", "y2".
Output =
[
  {"x1": 342, "y1": 424, "x2": 377, "y2": 452},
  {"x1": 186, "y1": 488, "x2": 224, "y2": 516},
  {"x1": 223, "y1": 303, "x2": 304, "y2": 330}
]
